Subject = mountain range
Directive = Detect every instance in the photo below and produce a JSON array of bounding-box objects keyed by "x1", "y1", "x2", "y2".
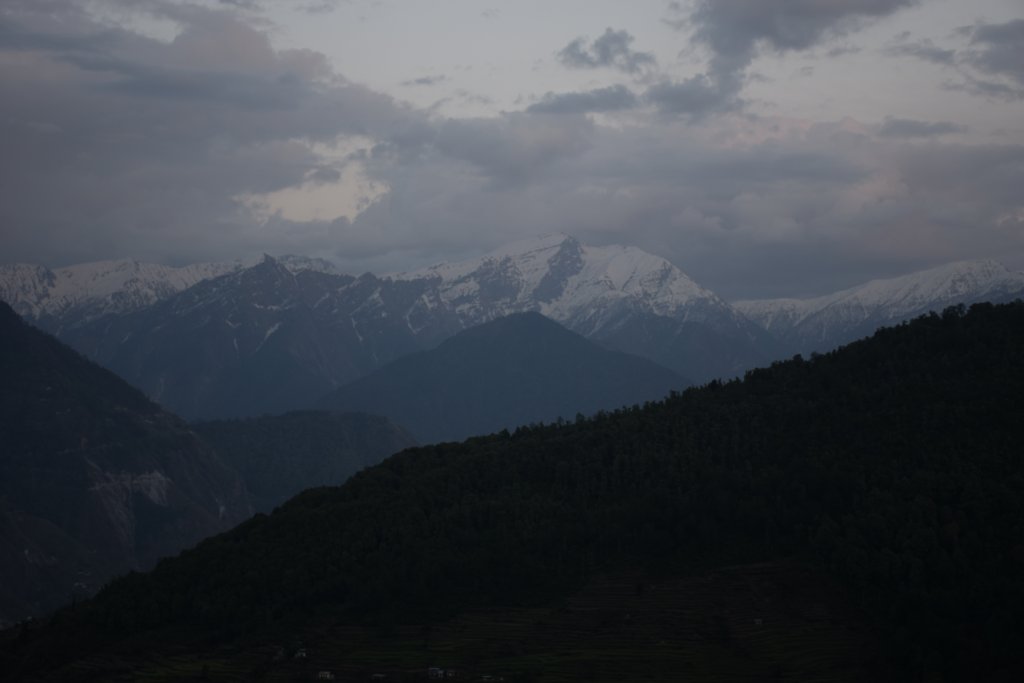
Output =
[
  {"x1": 735, "y1": 259, "x2": 1024, "y2": 353},
  {"x1": 3, "y1": 236, "x2": 1023, "y2": 421},
  {"x1": 390, "y1": 234, "x2": 776, "y2": 382},
  {"x1": 0, "y1": 255, "x2": 341, "y2": 333},
  {"x1": 2, "y1": 236, "x2": 771, "y2": 419}
]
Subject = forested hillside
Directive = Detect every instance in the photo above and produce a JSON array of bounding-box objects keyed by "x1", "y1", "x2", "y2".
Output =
[
  {"x1": 194, "y1": 412, "x2": 416, "y2": 512},
  {"x1": 7, "y1": 301, "x2": 1024, "y2": 681},
  {"x1": 0, "y1": 302, "x2": 251, "y2": 625}
]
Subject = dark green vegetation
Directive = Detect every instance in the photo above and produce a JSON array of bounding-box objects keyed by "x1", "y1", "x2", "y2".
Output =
[
  {"x1": 194, "y1": 412, "x2": 417, "y2": 513},
  {"x1": 319, "y1": 312, "x2": 688, "y2": 443},
  {"x1": 0, "y1": 302, "x2": 251, "y2": 625},
  {"x1": 6, "y1": 301, "x2": 1024, "y2": 681},
  {"x1": 4, "y1": 563, "x2": 884, "y2": 682}
]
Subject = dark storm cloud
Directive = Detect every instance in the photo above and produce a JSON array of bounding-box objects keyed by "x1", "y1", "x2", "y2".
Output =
[
  {"x1": 557, "y1": 28, "x2": 656, "y2": 75},
  {"x1": 878, "y1": 117, "x2": 967, "y2": 138},
  {"x1": 526, "y1": 85, "x2": 638, "y2": 115}
]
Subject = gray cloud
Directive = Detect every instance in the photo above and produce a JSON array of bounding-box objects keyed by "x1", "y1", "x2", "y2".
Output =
[
  {"x1": 826, "y1": 44, "x2": 862, "y2": 58},
  {"x1": 1, "y1": 0, "x2": 1021, "y2": 302},
  {"x1": 662, "y1": 2, "x2": 688, "y2": 31},
  {"x1": 959, "y1": 19, "x2": 1024, "y2": 99},
  {"x1": 878, "y1": 117, "x2": 967, "y2": 138},
  {"x1": 402, "y1": 75, "x2": 447, "y2": 87},
  {"x1": 433, "y1": 114, "x2": 595, "y2": 186},
  {"x1": 885, "y1": 37, "x2": 956, "y2": 65},
  {"x1": 557, "y1": 28, "x2": 656, "y2": 74},
  {"x1": 0, "y1": 0, "x2": 428, "y2": 265},
  {"x1": 643, "y1": 75, "x2": 741, "y2": 119},
  {"x1": 691, "y1": 0, "x2": 918, "y2": 60},
  {"x1": 656, "y1": 1, "x2": 916, "y2": 121},
  {"x1": 308, "y1": 166, "x2": 343, "y2": 183},
  {"x1": 967, "y1": 20, "x2": 1024, "y2": 82},
  {"x1": 526, "y1": 85, "x2": 638, "y2": 115},
  {"x1": 886, "y1": 21, "x2": 1024, "y2": 100},
  {"x1": 347, "y1": 113, "x2": 1024, "y2": 298}
]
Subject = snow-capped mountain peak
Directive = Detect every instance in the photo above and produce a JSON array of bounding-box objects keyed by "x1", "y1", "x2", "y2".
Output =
[
  {"x1": 394, "y1": 233, "x2": 719, "y2": 331},
  {"x1": 0, "y1": 253, "x2": 344, "y2": 328},
  {"x1": 735, "y1": 259, "x2": 1024, "y2": 351},
  {"x1": 0, "y1": 258, "x2": 243, "y2": 325}
]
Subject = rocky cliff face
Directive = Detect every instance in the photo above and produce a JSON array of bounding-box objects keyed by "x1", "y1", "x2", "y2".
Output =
[{"x1": 0, "y1": 303, "x2": 252, "y2": 624}]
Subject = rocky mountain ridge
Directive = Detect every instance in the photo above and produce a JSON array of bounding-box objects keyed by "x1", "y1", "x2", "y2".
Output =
[
  {"x1": 0, "y1": 255, "x2": 339, "y2": 332},
  {"x1": 11, "y1": 237, "x2": 773, "y2": 418},
  {"x1": 735, "y1": 259, "x2": 1024, "y2": 353},
  {"x1": 0, "y1": 302, "x2": 253, "y2": 624},
  {"x1": 5, "y1": 239, "x2": 1022, "y2": 421}
]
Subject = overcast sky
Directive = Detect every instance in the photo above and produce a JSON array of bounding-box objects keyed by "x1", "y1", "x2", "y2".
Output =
[{"x1": 1, "y1": 0, "x2": 1022, "y2": 298}]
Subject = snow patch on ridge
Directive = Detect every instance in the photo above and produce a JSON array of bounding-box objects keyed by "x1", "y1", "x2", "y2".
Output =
[
  {"x1": 391, "y1": 234, "x2": 725, "y2": 334},
  {"x1": 735, "y1": 259, "x2": 1024, "y2": 347},
  {"x1": 737, "y1": 260, "x2": 1024, "y2": 326}
]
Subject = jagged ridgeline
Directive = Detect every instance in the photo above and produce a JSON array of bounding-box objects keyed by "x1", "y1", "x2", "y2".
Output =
[{"x1": 12, "y1": 302, "x2": 1024, "y2": 679}]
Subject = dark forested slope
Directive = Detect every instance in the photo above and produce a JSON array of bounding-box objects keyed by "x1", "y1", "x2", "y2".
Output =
[
  {"x1": 0, "y1": 302, "x2": 252, "y2": 625},
  {"x1": 9, "y1": 301, "x2": 1024, "y2": 680},
  {"x1": 193, "y1": 411, "x2": 416, "y2": 513}
]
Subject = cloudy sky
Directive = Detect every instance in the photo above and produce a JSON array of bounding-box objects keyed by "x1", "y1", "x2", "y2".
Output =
[{"x1": 1, "y1": 0, "x2": 1022, "y2": 298}]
